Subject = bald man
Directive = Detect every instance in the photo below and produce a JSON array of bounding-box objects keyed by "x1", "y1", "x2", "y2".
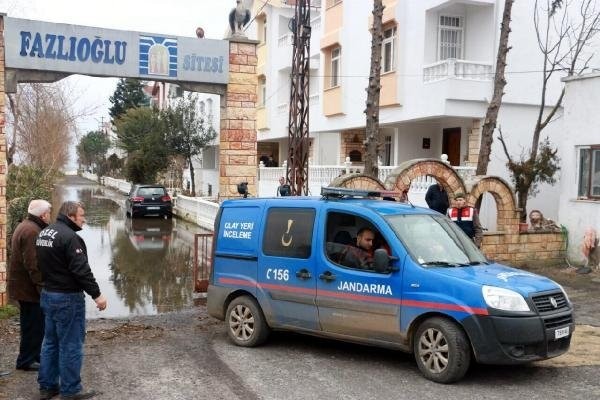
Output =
[{"x1": 8, "y1": 199, "x2": 52, "y2": 372}]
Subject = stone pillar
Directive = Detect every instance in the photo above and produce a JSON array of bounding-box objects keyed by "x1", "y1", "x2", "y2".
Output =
[
  {"x1": 0, "y1": 15, "x2": 7, "y2": 306},
  {"x1": 466, "y1": 118, "x2": 482, "y2": 168},
  {"x1": 219, "y1": 39, "x2": 259, "y2": 199}
]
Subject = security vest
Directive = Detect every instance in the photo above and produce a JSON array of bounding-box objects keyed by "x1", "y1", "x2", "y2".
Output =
[{"x1": 448, "y1": 207, "x2": 476, "y2": 238}]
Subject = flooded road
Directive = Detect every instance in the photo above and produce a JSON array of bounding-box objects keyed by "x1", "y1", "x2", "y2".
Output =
[{"x1": 51, "y1": 176, "x2": 210, "y2": 318}]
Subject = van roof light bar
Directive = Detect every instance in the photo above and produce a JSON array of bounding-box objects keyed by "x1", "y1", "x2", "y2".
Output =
[{"x1": 320, "y1": 187, "x2": 401, "y2": 199}]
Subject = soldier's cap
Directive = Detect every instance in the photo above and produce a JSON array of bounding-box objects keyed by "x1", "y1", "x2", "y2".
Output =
[{"x1": 454, "y1": 192, "x2": 466, "y2": 199}]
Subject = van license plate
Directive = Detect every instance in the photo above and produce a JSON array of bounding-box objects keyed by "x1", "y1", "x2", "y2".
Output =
[
  {"x1": 147, "y1": 206, "x2": 160, "y2": 210},
  {"x1": 555, "y1": 326, "x2": 569, "y2": 339}
]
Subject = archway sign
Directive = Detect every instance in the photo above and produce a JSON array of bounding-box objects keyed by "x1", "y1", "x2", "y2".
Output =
[{"x1": 0, "y1": 15, "x2": 260, "y2": 305}]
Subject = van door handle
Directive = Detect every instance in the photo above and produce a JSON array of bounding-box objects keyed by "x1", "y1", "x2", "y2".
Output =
[
  {"x1": 296, "y1": 269, "x2": 312, "y2": 280},
  {"x1": 319, "y1": 271, "x2": 336, "y2": 282}
]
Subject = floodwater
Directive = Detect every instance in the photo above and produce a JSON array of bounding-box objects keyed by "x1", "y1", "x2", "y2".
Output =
[{"x1": 51, "y1": 176, "x2": 210, "y2": 319}]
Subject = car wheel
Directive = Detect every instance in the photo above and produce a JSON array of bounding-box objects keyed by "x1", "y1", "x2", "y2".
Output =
[
  {"x1": 225, "y1": 295, "x2": 270, "y2": 347},
  {"x1": 413, "y1": 317, "x2": 471, "y2": 383}
]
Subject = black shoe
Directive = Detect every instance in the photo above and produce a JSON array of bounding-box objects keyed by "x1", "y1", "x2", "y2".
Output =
[
  {"x1": 39, "y1": 387, "x2": 60, "y2": 400},
  {"x1": 60, "y1": 390, "x2": 99, "y2": 399},
  {"x1": 17, "y1": 361, "x2": 40, "y2": 371}
]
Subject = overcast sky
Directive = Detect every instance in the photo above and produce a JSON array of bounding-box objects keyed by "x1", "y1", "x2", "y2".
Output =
[{"x1": 0, "y1": 0, "x2": 235, "y2": 167}]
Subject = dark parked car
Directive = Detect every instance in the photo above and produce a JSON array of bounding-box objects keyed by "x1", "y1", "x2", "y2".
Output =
[{"x1": 126, "y1": 184, "x2": 172, "y2": 218}]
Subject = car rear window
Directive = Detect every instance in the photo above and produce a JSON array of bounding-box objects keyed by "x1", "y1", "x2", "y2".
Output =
[{"x1": 137, "y1": 187, "x2": 166, "y2": 196}]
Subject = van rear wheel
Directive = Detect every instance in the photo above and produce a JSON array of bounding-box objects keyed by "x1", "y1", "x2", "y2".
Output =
[
  {"x1": 226, "y1": 296, "x2": 270, "y2": 347},
  {"x1": 413, "y1": 317, "x2": 471, "y2": 383}
]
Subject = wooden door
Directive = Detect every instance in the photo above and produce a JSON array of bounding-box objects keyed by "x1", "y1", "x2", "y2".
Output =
[{"x1": 442, "y1": 128, "x2": 461, "y2": 166}]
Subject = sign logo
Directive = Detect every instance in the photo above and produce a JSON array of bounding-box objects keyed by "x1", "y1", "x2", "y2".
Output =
[
  {"x1": 139, "y1": 35, "x2": 177, "y2": 77},
  {"x1": 549, "y1": 297, "x2": 558, "y2": 308}
]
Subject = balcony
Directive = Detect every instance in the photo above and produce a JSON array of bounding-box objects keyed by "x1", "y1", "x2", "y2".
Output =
[{"x1": 423, "y1": 59, "x2": 493, "y2": 83}]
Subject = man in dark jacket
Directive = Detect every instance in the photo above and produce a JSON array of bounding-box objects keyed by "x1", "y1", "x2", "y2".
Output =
[
  {"x1": 425, "y1": 183, "x2": 449, "y2": 215},
  {"x1": 8, "y1": 199, "x2": 52, "y2": 372},
  {"x1": 36, "y1": 201, "x2": 107, "y2": 400}
]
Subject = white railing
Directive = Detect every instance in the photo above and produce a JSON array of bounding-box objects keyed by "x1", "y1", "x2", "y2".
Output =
[
  {"x1": 277, "y1": 102, "x2": 289, "y2": 115},
  {"x1": 309, "y1": 93, "x2": 319, "y2": 106},
  {"x1": 278, "y1": 33, "x2": 293, "y2": 48},
  {"x1": 173, "y1": 195, "x2": 219, "y2": 230},
  {"x1": 311, "y1": 16, "x2": 321, "y2": 32},
  {"x1": 81, "y1": 171, "x2": 98, "y2": 182},
  {"x1": 423, "y1": 59, "x2": 493, "y2": 82},
  {"x1": 103, "y1": 176, "x2": 132, "y2": 194}
]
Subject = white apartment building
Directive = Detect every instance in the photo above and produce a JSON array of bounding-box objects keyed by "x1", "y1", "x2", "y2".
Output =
[
  {"x1": 147, "y1": 81, "x2": 220, "y2": 196},
  {"x1": 249, "y1": 0, "x2": 599, "y2": 221}
]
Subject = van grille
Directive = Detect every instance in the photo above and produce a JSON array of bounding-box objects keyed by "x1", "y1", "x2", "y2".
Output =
[
  {"x1": 532, "y1": 292, "x2": 568, "y2": 313},
  {"x1": 544, "y1": 314, "x2": 573, "y2": 329}
]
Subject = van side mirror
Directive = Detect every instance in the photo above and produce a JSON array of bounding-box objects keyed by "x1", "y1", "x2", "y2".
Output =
[{"x1": 373, "y1": 249, "x2": 398, "y2": 273}]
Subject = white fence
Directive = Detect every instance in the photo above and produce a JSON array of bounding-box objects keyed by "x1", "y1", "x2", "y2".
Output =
[
  {"x1": 173, "y1": 195, "x2": 219, "y2": 230},
  {"x1": 102, "y1": 176, "x2": 132, "y2": 194},
  {"x1": 81, "y1": 171, "x2": 98, "y2": 182}
]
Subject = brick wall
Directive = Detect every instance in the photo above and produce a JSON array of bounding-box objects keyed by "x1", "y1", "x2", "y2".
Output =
[
  {"x1": 482, "y1": 231, "x2": 566, "y2": 265},
  {"x1": 219, "y1": 39, "x2": 259, "y2": 199},
  {"x1": 0, "y1": 16, "x2": 6, "y2": 306}
]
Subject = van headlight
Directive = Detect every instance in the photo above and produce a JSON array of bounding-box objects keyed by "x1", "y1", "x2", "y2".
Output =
[{"x1": 482, "y1": 285, "x2": 530, "y2": 312}]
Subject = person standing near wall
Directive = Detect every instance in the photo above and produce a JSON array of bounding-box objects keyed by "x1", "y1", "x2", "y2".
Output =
[
  {"x1": 447, "y1": 193, "x2": 483, "y2": 248},
  {"x1": 36, "y1": 201, "x2": 107, "y2": 400},
  {"x1": 8, "y1": 199, "x2": 52, "y2": 372},
  {"x1": 425, "y1": 183, "x2": 449, "y2": 214}
]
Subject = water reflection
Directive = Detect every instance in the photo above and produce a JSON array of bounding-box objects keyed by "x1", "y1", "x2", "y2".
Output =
[{"x1": 51, "y1": 177, "x2": 208, "y2": 318}]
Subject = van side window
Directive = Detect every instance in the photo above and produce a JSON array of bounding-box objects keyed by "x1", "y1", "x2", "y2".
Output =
[
  {"x1": 325, "y1": 211, "x2": 389, "y2": 271},
  {"x1": 263, "y1": 208, "x2": 315, "y2": 259}
]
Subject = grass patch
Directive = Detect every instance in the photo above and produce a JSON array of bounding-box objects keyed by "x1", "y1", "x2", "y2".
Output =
[{"x1": 0, "y1": 304, "x2": 19, "y2": 320}]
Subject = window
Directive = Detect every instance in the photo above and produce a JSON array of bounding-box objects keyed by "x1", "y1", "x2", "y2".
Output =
[
  {"x1": 327, "y1": 0, "x2": 342, "y2": 7},
  {"x1": 199, "y1": 101, "x2": 206, "y2": 115},
  {"x1": 438, "y1": 15, "x2": 464, "y2": 60},
  {"x1": 258, "y1": 76, "x2": 267, "y2": 106},
  {"x1": 382, "y1": 135, "x2": 392, "y2": 166},
  {"x1": 349, "y1": 150, "x2": 362, "y2": 162},
  {"x1": 262, "y1": 18, "x2": 268, "y2": 44},
  {"x1": 263, "y1": 208, "x2": 315, "y2": 259},
  {"x1": 330, "y1": 47, "x2": 341, "y2": 87},
  {"x1": 325, "y1": 212, "x2": 389, "y2": 272},
  {"x1": 578, "y1": 146, "x2": 600, "y2": 199},
  {"x1": 202, "y1": 146, "x2": 217, "y2": 169},
  {"x1": 382, "y1": 26, "x2": 397, "y2": 73}
]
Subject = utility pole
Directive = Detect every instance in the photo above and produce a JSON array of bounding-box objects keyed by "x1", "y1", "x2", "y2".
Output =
[{"x1": 286, "y1": 0, "x2": 311, "y2": 195}]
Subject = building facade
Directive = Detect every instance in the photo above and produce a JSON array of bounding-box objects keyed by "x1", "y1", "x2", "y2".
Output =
[
  {"x1": 249, "y1": 0, "x2": 599, "y2": 222},
  {"x1": 558, "y1": 73, "x2": 600, "y2": 262}
]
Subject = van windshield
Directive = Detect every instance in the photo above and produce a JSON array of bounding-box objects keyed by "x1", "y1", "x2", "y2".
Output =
[{"x1": 385, "y1": 214, "x2": 487, "y2": 267}]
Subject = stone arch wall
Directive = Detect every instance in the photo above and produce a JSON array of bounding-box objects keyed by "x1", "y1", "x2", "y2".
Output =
[
  {"x1": 384, "y1": 158, "x2": 466, "y2": 196},
  {"x1": 328, "y1": 158, "x2": 565, "y2": 265},
  {"x1": 469, "y1": 176, "x2": 519, "y2": 234},
  {"x1": 329, "y1": 173, "x2": 385, "y2": 191}
]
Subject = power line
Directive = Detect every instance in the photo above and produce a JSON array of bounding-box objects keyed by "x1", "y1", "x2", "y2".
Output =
[{"x1": 244, "y1": 0, "x2": 270, "y2": 32}]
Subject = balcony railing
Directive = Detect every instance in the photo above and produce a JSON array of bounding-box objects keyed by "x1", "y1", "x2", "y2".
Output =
[
  {"x1": 423, "y1": 59, "x2": 493, "y2": 82},
  {"x1": 278, "y1": 33, "x2": 293, "y2": 48}
]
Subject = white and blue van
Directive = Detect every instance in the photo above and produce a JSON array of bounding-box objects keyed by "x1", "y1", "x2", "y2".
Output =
[{"x1": 207, "y1": 187, "x2": 574, "y2": 383}]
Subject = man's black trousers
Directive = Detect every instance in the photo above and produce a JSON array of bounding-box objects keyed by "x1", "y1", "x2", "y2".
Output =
[{"x1": 16, "y1": 301, "x2": 44, "y2": 369}]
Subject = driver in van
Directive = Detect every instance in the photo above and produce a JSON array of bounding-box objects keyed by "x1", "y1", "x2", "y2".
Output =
[{"x1": 338, "y1": 227, "x2": 375, "y2": 270}]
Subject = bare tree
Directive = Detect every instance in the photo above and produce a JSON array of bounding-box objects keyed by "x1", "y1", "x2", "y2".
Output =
[
  {"x1": 476, "y1": 0, "x2": 515, "y2": 176},
  {"x1": 364, "y1": 0, "x2": 385, "y2": 178},
  {"x1": 498, "y1": 0, "x2": 600, "y2": 221},
  {"x1": 7, "y1": 84, "x2": 77, "y2": 171}
]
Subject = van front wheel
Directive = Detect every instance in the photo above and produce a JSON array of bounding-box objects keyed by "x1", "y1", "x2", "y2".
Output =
[
  {"x1": 226, "y1": 296, "x2": 270, "y2": 347},
  {"x1": 413, "y1": 317, "x2": 471, "y2": 383}
]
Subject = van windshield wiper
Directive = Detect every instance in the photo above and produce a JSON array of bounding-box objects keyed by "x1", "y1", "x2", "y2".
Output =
[
  {"x1": 420, "y1": 261, "x2": 461, "y2": 267},
  {"x1": 421, "y1": 260, "x2": 488, "y2": 267}
]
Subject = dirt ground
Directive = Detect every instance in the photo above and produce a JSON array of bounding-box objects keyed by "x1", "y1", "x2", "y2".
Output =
[{"x1": 1, "y1": 266, "x2": 599, "y2": 399}]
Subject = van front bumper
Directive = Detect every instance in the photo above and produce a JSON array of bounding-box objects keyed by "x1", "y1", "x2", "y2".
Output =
[{"x1": 462, "y1": 311, "x2": 574, "y2": 364}]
